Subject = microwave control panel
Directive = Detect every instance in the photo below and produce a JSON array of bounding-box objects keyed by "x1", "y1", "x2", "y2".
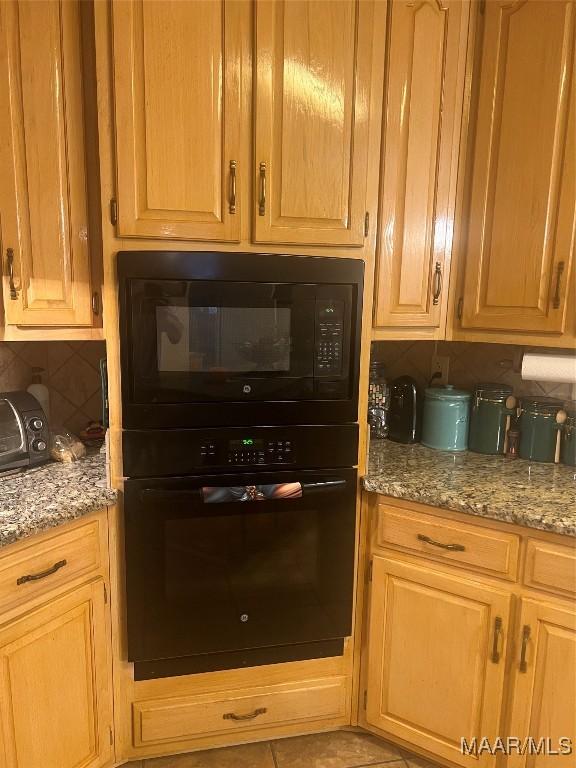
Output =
[
  {"x1": 315, "y1": 301, "x2": 344, "y2": 375},
  {"x1": 200, "y1": 438, "x2": 295, "y2": 467}
]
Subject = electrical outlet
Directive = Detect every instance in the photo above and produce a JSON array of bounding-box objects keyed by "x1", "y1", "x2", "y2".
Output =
[{"x1": 431, "y1": 354, "x2": 450, "y2": 385}]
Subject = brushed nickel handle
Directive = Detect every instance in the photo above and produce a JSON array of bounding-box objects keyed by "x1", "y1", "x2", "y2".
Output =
[
  {"x1": 92, "y1": 291, "x2": 101, "y2": 316},
  {"x1": 6, "y1": 248, "x2": 18, "y2": 300},
  {"x1": 491, "y1": 616, "x2": 502, "y2": 663},
  {"x1": 229, "y1": 160, "x2": 237, "y2": 214},
  {"x1": 17, "y1": 559, "x2": 67, "y2": 586},
  {"x1": 519, "y1": 624, "x2": 531, "y2": 672},
  {"x1": 432, "y1": 262, "x2": 443, "y2": 305},
  {"x1": 552, "y1": 261, "x2": 565, "y2": 309},
  {"x1": 258, "y1": 162, "x2": 266, "y2": 216},
  {"x1": 223, "y1": 707, "x2": 267, "y2": 721},
  {"x1": 417, "y1": 533, "x2": 465, "y2": 552}
]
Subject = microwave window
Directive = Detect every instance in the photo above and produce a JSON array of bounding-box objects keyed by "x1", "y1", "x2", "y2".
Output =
[
  {"x1": 156, "y1": 306, "x2": 291, "y2": 373},
  {"x1": 0, "y1": 400, "x2": 24, "y2": 455}
]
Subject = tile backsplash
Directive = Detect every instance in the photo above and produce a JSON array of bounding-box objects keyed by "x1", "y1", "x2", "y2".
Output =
[
  {"x1": 371, "y1": 341, "x2": 575, "y2": 402},
  {"x1": 0, "y1": 341, "x2": 106, "y2": 434}
]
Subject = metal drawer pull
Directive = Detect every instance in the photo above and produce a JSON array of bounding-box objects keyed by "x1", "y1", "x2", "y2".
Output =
[
  {"x1": 223, "y1": 707, "x2": 267, "y2": 721},
  {"x1": 17, "y1": 559, "x2": 67, "y2": 586},
  {"x1": 519, "y1": 624, "x2": 531, "y2": 672},
  {"x1": 491, "y1": 616, "x2": 502, "y2": 663},
  {"x1": 552, "y1": 261, "x2": 565, "y2": 309},
  {"x1": 258, "y1": 162, "x2": 266, "y2": 215},
  {"x1": 417, "y1": 534, "x2": 465, "y2": 551},
  {"x1": 432, "y1": 262, "x2": 442, "y2": 305},
  {"x1": 229, "y1": 160, "x2": 237, "y2": 214},
  {"x1": 6, "y1": 248, "x2": 18, "y2": 300}
]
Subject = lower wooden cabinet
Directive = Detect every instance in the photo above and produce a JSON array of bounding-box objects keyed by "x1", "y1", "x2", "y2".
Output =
[
  {"x1": 0, "y1": 579, "x2": 113, "y2": 768},
  {"x1": 506, "y1": 598, "x2": 576, "y2": 768},
  {"x1": 365, "y1": 556, "x2": 511, "y2": 767}
]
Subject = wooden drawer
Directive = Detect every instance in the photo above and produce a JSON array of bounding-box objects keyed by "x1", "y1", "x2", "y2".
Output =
[
  {"x1": 524, "y1": 539, "x2": 576, "y2": 597},
  {"x1": 0, "y1": 517, "x2": 103, "y2": 616},
  {"x1": 376, "y1": 504, "x2": 520, "y2": 580},
  {"x1": 133, "y1": 677, "x2": 348, "y2": 747}
]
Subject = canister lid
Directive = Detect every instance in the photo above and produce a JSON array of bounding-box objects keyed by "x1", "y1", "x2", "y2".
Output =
[
  {"x1": 474, "y1": 382, "x2": 513, "y2": 397},
  {"x1": 520, "y1": 395, "x2": 563, "y2": 414},
  {"x1": 424, "y1": 384, "x2": 471, "y2": 401}
]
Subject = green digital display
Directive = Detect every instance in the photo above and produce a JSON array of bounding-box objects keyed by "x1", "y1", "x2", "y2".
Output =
[{"x1": 242, "y1": 438, "x2": 254, "y2": 446}]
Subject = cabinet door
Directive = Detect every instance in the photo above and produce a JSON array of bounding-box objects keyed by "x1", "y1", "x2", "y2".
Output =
[
  {"x1": 112, "y1": 0, "x2": 243, "y2": 242},
  {"x1": 253, "y1": 0, "x2": 376, "y2": 246},
  {"x1": 366, "y1": 556, "x2": 511, "y2": 768},
  {"x1": 507, "y1": 598, "x2": 576, "y2": 768},
  {"x1": 0, "y1": 0, "x2": 94, "y2": 326},
  {"x1": 0, "y1": 580, "x2": 113, "y2": 768},
  {"x1": 374, "y1": 0, "x2": 469, "y2": 329},
  {"x1": 460, "y1": 0, "x2": 576, "y2": 333}
]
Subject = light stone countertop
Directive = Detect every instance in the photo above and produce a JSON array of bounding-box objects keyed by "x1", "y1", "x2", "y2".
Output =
[
  {"x1": 363, "y1": 440, "x2": 576, "y2": 537},
  {"x1": 0, "y1": 452, "x2": 117, "y2": 549}
]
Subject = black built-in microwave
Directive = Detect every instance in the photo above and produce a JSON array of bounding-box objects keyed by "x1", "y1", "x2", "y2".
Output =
[{"x1": 118, "y1": 251, "x2": 363, "y2": 428}]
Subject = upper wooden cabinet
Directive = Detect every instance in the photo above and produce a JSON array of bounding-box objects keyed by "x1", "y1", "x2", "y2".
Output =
[
  {"x1": 253, "y1": 0, "x2": 377, "y2": 247},
  {"x1": 0, "y1": 0, "x2": 95, "y2": 327},
  {"x1": 111, "y1": 0, "x2": 243, "y2": 242},
  {"x1": 374, "y1": 0, "x2": 470, "y2": 332},
  {"x1": 460, "y1": 0, "x2": 576, "y2": 334}
]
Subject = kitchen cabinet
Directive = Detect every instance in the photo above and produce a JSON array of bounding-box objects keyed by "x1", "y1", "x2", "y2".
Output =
[
  {"x1": 373, "y1": 0, "x2": 469, "y2": 334},
  {"x1": 111, "y1": 0, "x2": 243, "y2": 242},
  {"x1": 0, "y1": 0, "x2": 97, "y2": 328},
  {"x1": 458, "y1": 0, "x2": 576, "y2": 335},
  {"x1": 0, "y1": 580, "x2": 113, "y2": 768},
  {"x1": 506, "y1": 598, "x2": 576, "y2": 768},
  {"x1": 365, "y1": 555, "x2": 511, "y2": 768},
  {"x1": 253, "y1": 0, "x2": 378, "y2": 247}
]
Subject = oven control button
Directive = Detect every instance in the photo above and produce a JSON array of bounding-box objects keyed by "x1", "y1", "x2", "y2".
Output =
[
  {"x1": 240, "y1": 614, "x2": 249, "y2": 622},
  {"x1": 29, "y1": 417, "x2": 44, "y2": 431},
  {"x1": 32, "y1": 438, "x2": 47, "y2": 452}
]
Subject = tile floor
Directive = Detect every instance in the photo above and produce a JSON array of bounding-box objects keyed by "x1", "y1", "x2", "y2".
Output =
[{"x1": 125, "y1": 730, "x2": 439, "y2": 768}]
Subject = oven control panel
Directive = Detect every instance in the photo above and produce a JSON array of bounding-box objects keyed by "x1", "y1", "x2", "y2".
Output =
[{"x1": 200, "y1": 437, "x2": 295, "y2": 467}]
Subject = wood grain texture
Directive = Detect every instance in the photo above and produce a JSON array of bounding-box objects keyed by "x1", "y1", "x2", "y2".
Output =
[
  {"x1": 112, "y1": 0, "x2": 243, "y2": 241},
  {"x1": 374, "y1": 0, "x2": 470, "y2": 331},
  {"x1": 0, "y1": 0, "x2": 94, "y2": 327},
  {"x1": 0, "y1": 579, "x2": 113, "y2": 768},
  {"x1": 253, "y1": 0, "x2": 374, "y2": 246},
  {"x1": 506, "y1": 598, "x2": 576, "y2": 768},
  {"x1": 523, "y1": 539, "x2": 576, "y2": 598},
  {"x1": 365, "y1": 555, "x2": 511, "y2": 768},
  {"x1": 460, "y1": 0, "x2": 576, "y2": 334}
]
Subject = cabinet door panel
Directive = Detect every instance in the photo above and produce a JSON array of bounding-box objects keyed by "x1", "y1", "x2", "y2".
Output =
[
  {"x1": 0, "y1": 581, "x2": 112, "y2": 768},
  {"x1": 507, "y1": 598, "x2": 576, "y2": 768},
  {"x1": 112, "y1": 0, "x2": 242, "y2": 241},
  {"x1": 374, "y1": 0, "x2": 469, "y2": 329},
  {"x1": 461, "y1": 0, "x2": 575, "y2": 333},
  {"x1": 366, "y1": 556, "x2": 511, "y2": 768},
  {"x1": 254, "y1": 0, "x2": 375, "y2": 246},
  {"x1": 0, "y1": 0, "x2": 93, "y2": 326}
]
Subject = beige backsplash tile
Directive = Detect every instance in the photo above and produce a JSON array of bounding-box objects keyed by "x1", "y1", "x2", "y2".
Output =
[{"x1": 0, "y1": 341, "x2": 106, "y2": 434}]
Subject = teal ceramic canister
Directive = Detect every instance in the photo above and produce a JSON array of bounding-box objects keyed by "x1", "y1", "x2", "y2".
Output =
[
  {"x1": 469, "y1": 383, "x2": 516, "y2": 455},
  {"x1": 421, "y1": 385, "x2": 472, "y2": 452},
  {"x1": 518, "y1": 396, "x2": 563, "y2": 463},
  {"x1": 560, "y1": 401, "x2": 576, "y2": 467}
]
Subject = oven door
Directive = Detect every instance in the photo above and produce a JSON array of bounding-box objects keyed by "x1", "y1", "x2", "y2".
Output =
[{"x1": 124, "y1": 468, "x2": 357, "y2": 673}]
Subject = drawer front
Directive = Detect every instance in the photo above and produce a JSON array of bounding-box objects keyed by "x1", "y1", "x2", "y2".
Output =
[
  {"x1": 524, "y1": 539, "x2": 576, "y2": 597},
  {"x1": 133, "y1": 677, "x2": 348, "y2": 747},
  {"x1": 376, "y1": 504, "x2": 520, "y2": 580},
  {"x1": 0, "y1": 518, "x2": 103, "y2": 616}
]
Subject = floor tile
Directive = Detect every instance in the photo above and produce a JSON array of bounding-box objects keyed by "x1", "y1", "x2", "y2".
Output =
[
  {"x1": 402, "y1": 753, "x2": 440, "y2": 768},
  {"x1": 272, "y1": 731, "x2": 403, "y2": 768},
  {"x1": 143, "y1": 741, "x2": 275, "y2": 768}
]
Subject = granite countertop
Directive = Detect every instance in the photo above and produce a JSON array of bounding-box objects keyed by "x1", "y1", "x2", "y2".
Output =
[
  {"x1": 364, "y1": 440, "x2": 576, "y2": 537},
  {"x1": 0, "y1": 452, "x2": 117, "y2": 549}
]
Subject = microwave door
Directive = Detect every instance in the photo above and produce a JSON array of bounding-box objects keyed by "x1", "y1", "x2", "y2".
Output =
[{"x1": 0, "y1": 399, "x2": 25, "y2": 461}]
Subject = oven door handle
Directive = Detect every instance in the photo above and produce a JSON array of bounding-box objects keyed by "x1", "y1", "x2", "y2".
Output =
[{"x1": 140, "y1": 479, "x2": 347, "y2": 504}]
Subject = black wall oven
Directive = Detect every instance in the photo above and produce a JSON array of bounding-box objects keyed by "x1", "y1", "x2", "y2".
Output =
[{"x1": 118, "y1": 251, "x2": 363, "y2": 427}]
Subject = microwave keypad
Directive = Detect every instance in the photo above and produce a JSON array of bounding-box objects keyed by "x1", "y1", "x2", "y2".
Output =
[{"x1": 317, "y1": 321, "x2": 343, "y2": 373}]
